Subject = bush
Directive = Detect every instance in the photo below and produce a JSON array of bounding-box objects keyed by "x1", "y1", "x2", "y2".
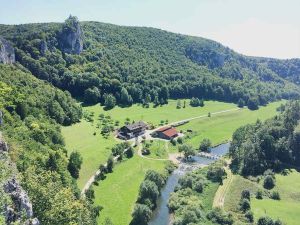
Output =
[
  {"x1": 263, "y1": 175, "x2": 275, "y2": 189},
  {"x1": 177, "y1": 137, "x2": 183, "y2": 144},
  {"x1": 257, "y1": 216, "x2": 274, "y2": 225},
  {"x1": 207, "y1": 207, "x2": 233, "y2": 225},
  {"x1": 106, "y1": 156, "x2": 114, "y2": 173},
  {"x1": 256, "y1": 190, "x2": 263, "y2": 199},
  {"x1": 207, "y1": 166, "x2": 226, "y2": 183},
  {"x1": 241, "y1": 189, "x2": 251, "y2": 200},
  {"x1": 239, "y1": 199, "x2": 251, "y2": 212},
  {"x1": 271, "y1": 191, "x2": 280, "y2": 200},
  {"x1": 199, "y1": 138, "x2": 212, "y2": 152},
  {"x1": 245, "y1": 210, "x2": 254, "y2": 223}
]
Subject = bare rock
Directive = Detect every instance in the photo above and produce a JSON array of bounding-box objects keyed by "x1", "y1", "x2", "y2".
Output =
[
  {"x1": 0, "y1": 37, "x2": 15, "y2": 64},
  {"x1": 59, "y1": 15, "x2": 83, "y2": 54}
]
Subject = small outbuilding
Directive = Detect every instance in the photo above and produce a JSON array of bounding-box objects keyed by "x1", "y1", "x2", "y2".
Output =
[{"x1": 156, "y1": 126, "x2": 179, "y2": 140}]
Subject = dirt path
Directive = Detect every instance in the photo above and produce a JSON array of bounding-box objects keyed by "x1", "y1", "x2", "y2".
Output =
[{"x1": 212, "y1": 165, "x2": 233, "y2": 208}]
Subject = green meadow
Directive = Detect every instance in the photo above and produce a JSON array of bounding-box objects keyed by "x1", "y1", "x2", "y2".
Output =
[
  {"x1": 180, "y1": 101, "x2": 284, "y2": 147},
  {"x1": 61, "y1": 99, "x2": 286, "y2": 224},
  {"x1": 62, "y1": 120, "x2": 117, "y2": 188},
  {"x1": 85, "y1": 100, "x2": 237, "y2": 126},
  {"x1": 93, "y1": 154, "x2": 166, "y2": 225},
  {"x1": 252, "y1": 170, "x2": 300, "y2": 225}
]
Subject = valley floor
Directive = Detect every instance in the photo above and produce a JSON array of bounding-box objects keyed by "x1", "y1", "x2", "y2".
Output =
[{"x1": 61, "y1": 99, "x2": 285, "y2": 225}]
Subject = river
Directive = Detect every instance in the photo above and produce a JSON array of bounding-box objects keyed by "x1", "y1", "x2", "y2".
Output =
[{"x1": 148, "y1": 143, "x2": 230, "y2": 225}]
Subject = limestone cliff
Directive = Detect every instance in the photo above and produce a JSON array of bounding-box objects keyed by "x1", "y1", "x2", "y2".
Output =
[
  {"x1": 0, "y1": 134, "x2": 39, "y2": 225},
  {"x1": 0, "y1": 37, "x2": 15, "y2": 64},
  {"x1": 58, "y1": 15, "x2": 83, "y2": 54}
]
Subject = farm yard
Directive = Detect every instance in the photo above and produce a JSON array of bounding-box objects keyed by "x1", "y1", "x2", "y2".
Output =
[{"x1": 61, "y1": 99, "x2": 286, "y2": 225}]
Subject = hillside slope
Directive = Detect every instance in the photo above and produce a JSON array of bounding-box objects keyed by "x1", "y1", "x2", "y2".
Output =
[{"x1": 0, "y1": 16, "x2": 299, "y2": 109}]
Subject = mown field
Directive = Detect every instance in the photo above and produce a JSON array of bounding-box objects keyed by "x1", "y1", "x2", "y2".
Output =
[
  {"x1": 86, "y1": 100, "x2": 237, "y2": 126},
  {"x1": 61, "y1": 99, "x2": 285, "y2": 224},
  {"x1": 180, "y1": 101, "x2": 284, "y2": 147},
  {"x1": 252, "y1": 170, "x2": 300, "y2": 225},
  {"x1": 93, "y1": 154, "x2": 166, "y2": 225},
  {"x1": 62, "y1": 120, "x2": 117, "y2": 188}
]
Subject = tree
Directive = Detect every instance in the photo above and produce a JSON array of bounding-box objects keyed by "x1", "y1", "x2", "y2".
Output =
[
  {"x1": 106, "y1": 156, "x2": 114, "y2": 173},
  {"x1": 247, "y1": 97, "x2": 259, "y2": 110},
  {"x1": 138, "y1": 180, "x2": 159, "y2": 204},
  {"x1": 68, "y1": 151, "x2": 83, "y2": 179},
  {"x1": 131, "y1": 204, "x2": 152, "y2": 225},
  {"x1": 239, "y1": 199, "x2": 250, "y2": 212},
  {"x1": 257, "y1": 216, "x2": 274, "y2": 225},
  {"x1": 125, "y1": 146, "x2": 134, "y2": 158},
  {"x1": 144, "y1": 170, "x2": 165, "y2": 189},
  {"x1": 104, "y1": 94, "x2": 116, "y2": 109},
  {"x1": 237, "y1": 98, "x2": 245, "y2": 108},
  {"x1": 256, "y1": 190, "x2": 263, "y2": 199},
  {"x1": 199, "y1": 138, "x2": 212, "y2": 152},
  {"x1": 245, "y1": 210, "x2": 254, "y2": 223},
  {"x1": 263, "y1": 175, "x2": 275, "y2": 189},
  {"x1": 84, "y1": 87, "x2": 100, "y2": 104},
  {"x1": 179, "y1": 144, "x2": 196, "y2": 160},
  {"x1": 120, "y1": 87, "x2": 133, "y2": 106},
  {"x1": 241, "y1": 189, "x2": 251, "y2": 200}
]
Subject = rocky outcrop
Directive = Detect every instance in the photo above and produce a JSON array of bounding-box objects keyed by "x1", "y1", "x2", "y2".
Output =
[
  {"x1": 0, "y1": 134, "x2": 39, "y2": 225},
  {"x1": 59, "y1": 16, "x2": 83, "y2": 54},
  {"x1": 0, "y1": 37, "x2": 15, "y2": 64}
]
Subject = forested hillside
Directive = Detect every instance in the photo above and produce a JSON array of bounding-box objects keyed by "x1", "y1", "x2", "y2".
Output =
[
  {"x1": 230, "y1": 100, "x2": 300, "y2": 175},
  {"x1": 0, "y1": 64, "x2": 99, "y2": 224},
  {"x1": 0, "y1": 16, "x2": 299, "y2": 110}
]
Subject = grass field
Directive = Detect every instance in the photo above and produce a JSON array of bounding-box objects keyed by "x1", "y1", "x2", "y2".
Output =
[
  {"x1": 93, "y1": 154, "x2": 166, "y2": 225},
  {"x1": 179, "y1": 101, "x2": 284, "y2": 147},
  {"x1": 146, "y1": 140, "x2": 169, "y2": 159},
  {"x1": 61, "y1": 120, "x2": 118, "y2": 188},
  {"x1": 86, "y1": 100, "x2": 237, "y2": 126},
  {"x1": 252, "y1": 170, "x2": 300, "y2": 225},
  {"x1": 61, "y1": 99, "x2": 285, "y2": 224}
]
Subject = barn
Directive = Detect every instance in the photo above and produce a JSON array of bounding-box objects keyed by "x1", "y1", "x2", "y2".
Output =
[{"x1": 156, "y1": 126, "x2": 179, "y2": 140}]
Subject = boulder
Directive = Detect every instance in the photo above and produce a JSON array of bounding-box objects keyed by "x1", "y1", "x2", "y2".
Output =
[
  {"x1": 59, "y1": 16, "x2": 83, "y2": 54},
  {"x1": 0, "y1": 37, "x2": 15, "y2": 64}
]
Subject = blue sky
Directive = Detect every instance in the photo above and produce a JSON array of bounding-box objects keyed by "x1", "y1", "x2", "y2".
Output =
[{"x1": 0, "y1": 0, "x2": 299, "y2": 58}]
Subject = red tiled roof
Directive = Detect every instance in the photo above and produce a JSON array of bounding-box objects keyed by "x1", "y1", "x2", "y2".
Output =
[
  {"x1": 162, "y1": 127, "x2": 178, "y2": 138},
  {"x1": 157, "y1": 126, "x2": 171, "y2": 132}
]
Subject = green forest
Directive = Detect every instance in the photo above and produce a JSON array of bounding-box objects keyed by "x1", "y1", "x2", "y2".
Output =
[{"x1": 0, "y1": 16, "x2": 300, "y2": 110}]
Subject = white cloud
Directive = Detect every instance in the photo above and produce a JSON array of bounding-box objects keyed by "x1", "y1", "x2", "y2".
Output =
[{"x1": 202, "y1": 18, "x2": 300, "y2": 59}]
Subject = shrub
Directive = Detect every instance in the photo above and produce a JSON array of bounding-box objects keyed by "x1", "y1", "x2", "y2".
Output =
[
  {"x1": 207, "y1": 166, "x2": 226, "y2": 183},
  {"x1": 239, "y1": 199, "x2": 250, "y2": 212},
  {"x1": 263, "y1": 175, "x2": 275, "y2": 189},
  {"x1": 271, "y1": 191, "x2": 280, "y2": 200},
  {"x1": 241, "y1": 189, "x2": 251, "y2": 200},
  {"x1": 106, "y1": 156, "x2": 114, "y2": 173},
  {"x1": 207, "y1": 207, "x2": 233, "y2": 225},
  {"x1": 256, "y1": 190, "x2": 263, "y2": 199},
  {"x1": 199, "y1": 138, "x2": 212, "y2": 152},
  {"x1": 245, "y1": 210, "x2": 254, "y2": 223}
]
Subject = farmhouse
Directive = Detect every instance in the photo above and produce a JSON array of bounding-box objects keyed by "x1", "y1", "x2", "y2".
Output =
[
  {"x1": 156, "y1": 126, "x2": 179, "y2": 140},
  {"x1": 118, "y1": 121, "x2": 147, "y2": 140}
]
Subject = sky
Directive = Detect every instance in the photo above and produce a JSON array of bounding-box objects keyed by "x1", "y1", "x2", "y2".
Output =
[{"x1": 0, "y1": 0, "x2": 299, "y2": 59}]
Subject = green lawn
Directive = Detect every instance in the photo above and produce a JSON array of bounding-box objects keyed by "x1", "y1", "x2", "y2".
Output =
[
  {"x1": 146, "y1": 140, "x2": 169, "y2": 159},
  {"x1": 93, "y1": 154, "x2": 166, "y2": 225},
  {"x1": 61, "y1": 120, "x2": 117, "y2": 188},
  {"x1": 86, "y1": 100, "x2": 237, "y2": 126},
  {"x1": 179, "y1": 101, "x2": 284, "y2": 147},
  {"x1": 252, "y1": 170, "x2": 300, "y2": 225}
]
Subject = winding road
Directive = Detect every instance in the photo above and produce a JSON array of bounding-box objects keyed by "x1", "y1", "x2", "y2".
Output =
[{"x1": 81, "y1": 107, "x2": 241, "y2": 196}]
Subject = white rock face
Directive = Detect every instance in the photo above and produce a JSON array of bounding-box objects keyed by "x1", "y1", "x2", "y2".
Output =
[{"x1": 0, "y1": 37, "x2": 15, "y2": 64}]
